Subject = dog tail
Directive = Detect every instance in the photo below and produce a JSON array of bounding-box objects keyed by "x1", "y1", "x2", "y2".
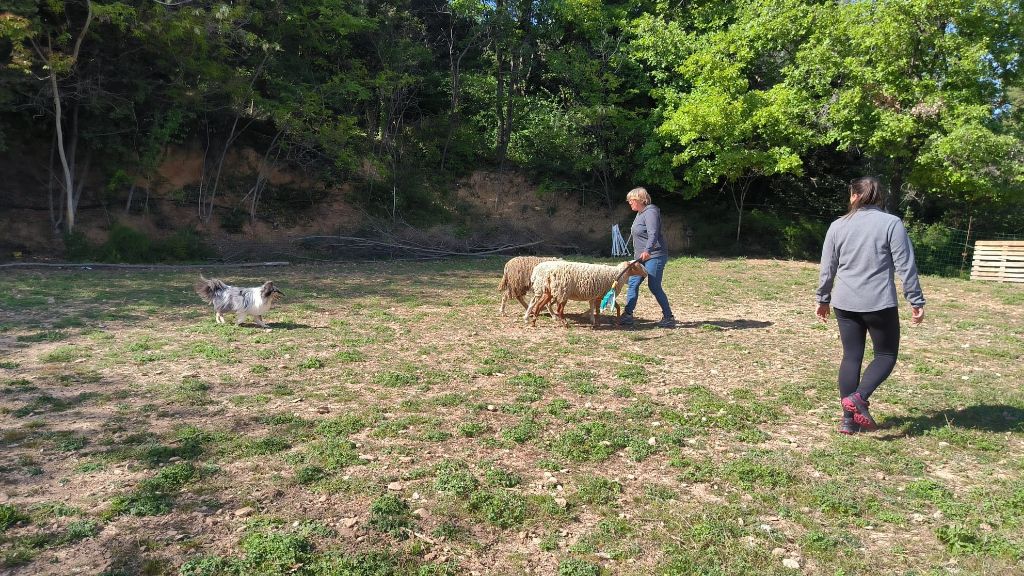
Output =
[{"x1": 194, "y1": 275, "x2": 227, "y2": 303}]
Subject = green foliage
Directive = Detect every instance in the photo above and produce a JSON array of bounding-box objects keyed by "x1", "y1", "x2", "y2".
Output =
[
  {"x1": 723, "y1": 454, "x2": 794, "y2": 489},
  {"x1": 40, "y1": 346, "x2": 86, "y2": 363},
  {"x1": 558, "y1": 558, "x2": 601, "y2": 576},
  {"x1": 906, "y1": 221, "x2": 970, "y2": 277},
  {"x1": 374, "y1": 371, "x2": 419, "y2": 388},
  {"x1": 742, "y1": 210, "x2": 828, "y2": 259},
  {"x1": 109, "y1": 462, "x2": 199, "y2": 517},
  {"x1": 483, "y1": 464, "x2": 521, "y2": 488},
  {"x1": 1, "y1": 0, "x2": 1020, "y2": 249},
  {"x1": 369, "y1": 495, "x2": 413, "y2": 536},
  {"x1": 434, "y1": 459, "x2": 478, "y2": 496},
  {"x1": 575, "y1": 477, "x2": 623, "y2": 505},
  {"x1": 0, "y1": 503, "x2": 27, "y2": 532},
  {"x1": 468, "y1": 489, "x2": 528, "y2": 528},
  {"x1": 502, "y1": 414, "x2": 542, "y2": 444},
  {"x1": 65, "y1": 224, "x2": 212, "y2": 263},
  {"x1": 550, "y1": 422, "x2": 628, "y2": 462},
  {"x1": 238, "y1": 530, "x2": 313, "y2": 575}
]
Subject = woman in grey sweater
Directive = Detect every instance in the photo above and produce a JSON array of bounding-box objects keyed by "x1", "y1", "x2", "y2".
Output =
[
  {"x1": 622, "y1": 187, "x2": 675, "y2": 328},
  {"x1": 816, "y1": 177, "x2": 926, "y2": 434}
]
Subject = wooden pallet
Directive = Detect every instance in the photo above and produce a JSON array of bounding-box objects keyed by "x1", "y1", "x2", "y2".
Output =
[{"x1": 971, "y1": 240, "x2": 1024, "y2": 283}]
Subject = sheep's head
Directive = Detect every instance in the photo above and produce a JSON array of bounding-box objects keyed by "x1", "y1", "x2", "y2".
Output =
[
  {"x1": 611, "y1": 260, "x2": 648, "y2": 291},
  {"x1": 625, "y1": 261, "x2": 648, "y2": 279}
]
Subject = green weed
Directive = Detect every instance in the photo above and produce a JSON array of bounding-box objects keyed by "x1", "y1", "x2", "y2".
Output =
[
  {"x1": 468, "y1": 489, "x2": 527, "y2": 528},
  {"x1": 40, "y1": 345, "x2": 88, "y2": 363},
  {"x1": 1, "y1": 503, "x2": 27, "y2": 532},
  {"x1": 575, "y1": 477, "x2": 622, "y2": 505},
  {"x1": 369, "y1": 494, "x2": 413, "y2": 536},
  {"x1": 558, "y1": 558, "x2": 601, "y2": 576},
  {"x1": 434, "y1": 459, "x2": 479, "y2": 496}
]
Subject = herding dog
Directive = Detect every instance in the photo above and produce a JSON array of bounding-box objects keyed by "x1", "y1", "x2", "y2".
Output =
[{"x1": 194, "y1": 276, "x2": 284, "y2": 328}]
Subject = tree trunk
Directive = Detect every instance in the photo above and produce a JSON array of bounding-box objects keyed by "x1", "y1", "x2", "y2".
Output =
[
  {"x1": 33, "y1": 2, "x2": 93, "y2": 234},
  {"x1": 49, "y1": 70, "x2": 76, "y2": 233},
  {"x1": 730, "y1": 176, "x2": 754, "y2": 244}
]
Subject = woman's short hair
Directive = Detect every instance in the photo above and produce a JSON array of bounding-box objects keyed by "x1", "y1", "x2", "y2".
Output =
[
  {"x1": 627, "y1": 187, "x2": 651, "y2": 205},
  {"x1": 847, "y1": 177, "x2": 885, "y2": 215}
]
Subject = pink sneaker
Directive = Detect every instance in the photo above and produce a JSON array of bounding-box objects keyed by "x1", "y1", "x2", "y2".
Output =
[
  {"x1": 841, "y1": 393, "x2": 877, "y2": 431},
  {"x1": 837, "y1": 416, "x2": 859, "y2": 435}
]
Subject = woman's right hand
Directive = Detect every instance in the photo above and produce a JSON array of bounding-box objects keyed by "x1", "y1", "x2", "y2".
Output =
[{"x1": 816, "y1": 303, "x2": 830, "y2": 323}]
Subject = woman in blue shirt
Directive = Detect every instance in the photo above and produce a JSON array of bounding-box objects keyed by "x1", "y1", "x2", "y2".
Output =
[{"x1": 622, "y1": 187, "x2": 676, "y2": 328}]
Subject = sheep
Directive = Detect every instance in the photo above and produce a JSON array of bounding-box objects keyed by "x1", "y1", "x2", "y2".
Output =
[
  {"x1": 525, "y1": 260, "x2": 648, "y2": 328},
  {"x1": 522, "y1": 259, "x2": 566, "y2": 319},
  {"x1": 498, "y1": 256, "x2": 560, "y2": 315}
]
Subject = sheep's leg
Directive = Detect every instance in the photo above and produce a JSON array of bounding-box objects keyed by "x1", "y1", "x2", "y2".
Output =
[
  {"x1": 523, "y1": 295, "x2": 537, "y2": 322},
  {"x1": 541, "y1": 293, "x2": 555, "y2": 323},
  {"x1": 528, "y1": 292, "x2": 551, "y2": 326},
  {"x1": 524, "y1": 293, "x2": 539, "y2": 325},
  {"x1": 516, "y1": 292, "x2": 530, "y2": 310},
  {"x1": 589, "y1": 299, "x2": 600, "y2": 329},
  {"x1": 614, "y1": 303, "x2": 622, "y2": 326},
  {"x1": 500, "y1": 293, "x2": 508, "y2": 316},
  {"x1": 556, "y1": 300, "x2": 568, "y2": 327}
]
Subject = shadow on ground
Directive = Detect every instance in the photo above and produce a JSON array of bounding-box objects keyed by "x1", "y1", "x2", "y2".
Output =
[
  {"x1": 667, "y1": 315, "x2": 770, "y2": 330},
  {"x1": 878, "y1": 404, "x2": 1024, "y2": 439}
]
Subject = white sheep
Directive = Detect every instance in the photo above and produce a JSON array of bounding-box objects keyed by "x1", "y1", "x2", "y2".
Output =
[
  {"x1": 525, "y1": 260, "x2": 647, "y2": 328},
  {"x1": 522, "y1": 259, "x2": 566, "y2": 319},
  {"x1": 498, "y1": 256, "x2": 560, "y2": 315}
]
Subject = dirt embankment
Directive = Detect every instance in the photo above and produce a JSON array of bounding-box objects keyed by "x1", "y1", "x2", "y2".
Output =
[{"x1": 0, "y1": 146, "x2": 689, "y2": 261}]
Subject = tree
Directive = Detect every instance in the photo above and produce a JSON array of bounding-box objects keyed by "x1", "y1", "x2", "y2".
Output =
[
  {"x1": 798, "y1": 0, "x2": 1024, "y2": 212},
  {"x1": 629, "y1": 0, "x2": 820, "y2": 240},
  {"x1": 4, "y1": 1, "x2": 95, "y2": 232}
]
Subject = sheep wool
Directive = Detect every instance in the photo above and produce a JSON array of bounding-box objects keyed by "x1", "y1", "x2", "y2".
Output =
[
  {"x1": 498, "y1": 256, "x2": 560, "y2": 315},
  {"x1": 527, "y1": 260, "x2": 647, "y2": 328},
  {"x1": 523, "y1": 259, "x2": 566, "y2": 319}
]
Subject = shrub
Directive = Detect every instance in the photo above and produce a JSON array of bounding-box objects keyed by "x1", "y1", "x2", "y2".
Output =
[
  {"x1": 781, "y1": 218, "x2": 828, "y2": 260},
  {"x1": 907, "y1": 221, "x2": 967, "y2": 277},
  {"x1": 64, "y1": 223, "x2": 213, "y2": 263}
]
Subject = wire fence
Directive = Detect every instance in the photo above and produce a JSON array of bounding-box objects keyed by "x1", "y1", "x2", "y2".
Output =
[{"x1": 908, "y1": 223, "x2": 1022, "y2": 278}]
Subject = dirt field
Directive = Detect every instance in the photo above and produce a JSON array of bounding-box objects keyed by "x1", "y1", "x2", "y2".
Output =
[{"x1": 1, "y1": 258, "x2": 1022, "y2": 575}]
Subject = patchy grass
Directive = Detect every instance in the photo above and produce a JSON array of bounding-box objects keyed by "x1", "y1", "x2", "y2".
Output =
[{"x1": 0, "y1": 259, "x2": 1021, "y2": 574}]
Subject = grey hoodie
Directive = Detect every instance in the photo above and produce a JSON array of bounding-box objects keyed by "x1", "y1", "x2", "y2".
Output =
[
  {"x1": 631, "y1": 204, "x2": 668, "y2": 260},
  {"x1": 817, "y1": 207, "x2": 925, "y2": 312}
]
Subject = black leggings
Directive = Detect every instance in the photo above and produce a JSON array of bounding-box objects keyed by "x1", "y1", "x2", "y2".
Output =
[{"x1": 835, "y1": 307, "x2": 900, "y2": 411}]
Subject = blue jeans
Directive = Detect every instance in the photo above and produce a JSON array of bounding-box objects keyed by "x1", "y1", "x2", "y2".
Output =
[{"x1": 624, "y1": 255, "x2": 673, "y2": 319}]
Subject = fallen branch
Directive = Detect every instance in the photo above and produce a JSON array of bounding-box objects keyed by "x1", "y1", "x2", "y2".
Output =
[
  {"x1": 299, "y1": 236, "x2": 544, "y2": 257},
  {"x1": 0, "y1": 261, "x2": 290, "y2": 269}
]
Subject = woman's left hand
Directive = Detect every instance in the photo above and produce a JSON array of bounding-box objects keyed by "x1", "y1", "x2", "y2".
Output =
[
  {"x1": 911, "y1": 306, "x2": 925, "y2": 324},
  {"x1": 816, "y1": 303, "x2": 831, "y2": 323}
]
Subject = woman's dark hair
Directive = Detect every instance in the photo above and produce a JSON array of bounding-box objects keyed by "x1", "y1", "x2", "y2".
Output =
[{"x1": 846, "y1": 176, "x2": 886, "y2": 216}]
